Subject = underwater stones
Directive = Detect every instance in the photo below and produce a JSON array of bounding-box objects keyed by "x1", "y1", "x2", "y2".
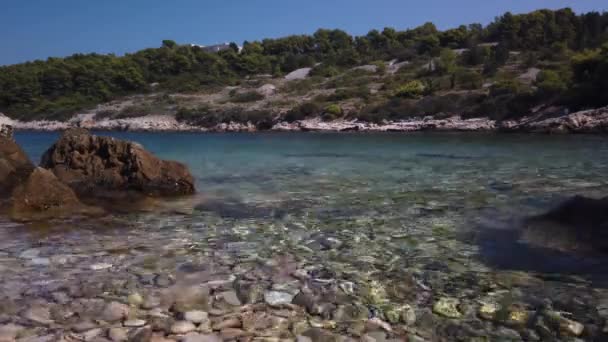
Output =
[
  {"x1": 181, "y1": 334, "x2": 222, "y2": 342},
  {"x1": 292, "y1": 291, "x2": 317, "y2": 313},
  {"x1": 433, "y1": 297, "x2": 462, "y2": 319},
  {"x1": 90, "y1": 263, "x2": 113, "y2": 271},
  {"x1": 22, "y1": 306, "x2": 53, "y2": 325},
  {"x1": 183, "y1": 311, "x2": 208, "y2": 324},
  {"x1": 170, "y1": 321, "x2": 196, "y2": 334},
  {"x1": 361, "y1": 280, "x2": 388, "y2": 305},
  {"x1": 235, "y1": 281, "x2": 266, "y2": 304},
  {"x1": 543, "y1": 310, "x2": 585, "y2": 336},
  {"x1": 0, "y1": 323, "x2": 24, "y2": 341},
  {"x1": 102, "y1": 302, "x2": 130, "y2": 322},
  {"x1": 170, "y1": 285, "x2": 210, "y2": 313},
  {"x1": 218, "y1": 290, "x2": 241, "y2": 306},
  {"x1": 333, "y1": 304, "x2": 369, "y2": 322},
  {"x1": 382, "y1": 304, "x2": 416, "y2": 325},
  {"x1": 124, "y1": 319, "x2": 147, "y2": 328},
  {"x1": 478, "y1": 302, "x2": 500, "y2": 320},
  {"x1": 505, "y1": 308, "x2": 530, "y2": 326},
  {"x1": 264, "y1": 291, "x2": 295, "y2": 307},
  {"x1": 108, "y1": 327, "x2": 129, "y2": 342},
  {"x1": 128, "y1": 293, "x2": 144, "y2": 307}
]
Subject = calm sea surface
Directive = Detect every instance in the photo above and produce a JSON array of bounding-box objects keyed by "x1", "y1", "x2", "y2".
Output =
[{"x1": 3, "y1": 131, "x2": 608, "y2": 340}]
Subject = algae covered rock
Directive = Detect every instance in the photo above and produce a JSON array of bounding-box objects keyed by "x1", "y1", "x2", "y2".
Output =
[{"x1": 433, "y1": 297, "x2": 462, "y2": 318}]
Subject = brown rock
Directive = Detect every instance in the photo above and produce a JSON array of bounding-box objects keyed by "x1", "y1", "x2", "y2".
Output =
[
  {"x1": 0, "y1": 134, "x2": 34, "y2": 199},
  {"x1": 40, "y1": 129, "x2": 195, "y2": 199},
  {"x1": 9, "y1": 167, "x2": 101, "y2": 221}
]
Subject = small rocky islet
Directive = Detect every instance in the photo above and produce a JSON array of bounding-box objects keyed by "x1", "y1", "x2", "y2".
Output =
[{"x1": 2, "y1": 126, "x2": 608, "y2": 341}]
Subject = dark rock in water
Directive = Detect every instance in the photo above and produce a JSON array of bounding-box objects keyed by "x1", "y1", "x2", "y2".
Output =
[
  {"x1": 9, "y1": 168, "x2": 102, "y2": 221},
  {"x1": 0, "y1": 133, "x2": 35, "y2": 200},
  {"x1": 472, "y1": 196, "x2": 608, "y2": 275},
  {"x1": 524, "y1": 196, "x2": 608, "y2": 254},
  {"x1": 40, "y1": 128, "x2": 195, "y2": 198}
]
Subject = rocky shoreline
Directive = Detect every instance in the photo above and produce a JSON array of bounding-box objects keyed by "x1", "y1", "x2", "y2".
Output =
[{"x1": 2, "y1": 106, "x2": 608, "y2": 134}]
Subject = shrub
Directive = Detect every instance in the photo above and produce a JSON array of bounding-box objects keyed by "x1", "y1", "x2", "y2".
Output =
[
  {"x1": 284, "y1": 101, "x2": 322, "y2": 122},
  {"x1": 535, "y1": 70, "x2": 567, "y2": 97},
  {"x1": 322, "y1": 104, "x2": 343, "y2": 121},
  {"x1": 489, "y1": 80, "x2": 521, "y2": 97},
  {"x1": 394, "y1": 80, "x2": 426, "y2": 98},
  {"x1": 310, "y1": 64, "x2": 340, "y2": 78},
  {"x1": 454, "y1": 68, "x2": 483, "y2": 89},
  {"x1": 229, "y1": 91, "x2": 264, "y2": 103}
]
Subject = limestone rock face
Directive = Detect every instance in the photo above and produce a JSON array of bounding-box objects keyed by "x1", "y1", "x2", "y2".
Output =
[
  {"x1": 9, "y1": 167, "x2": 100, "y2": 221},
  {"x1": 40, "y1": 129, "x2": 196, "y2": 198},
  {"x1": 0, "y1": 131, "x2": 34, "y2": 199},
  {"x1": 0, "y1": 124, "x2": 13, "y2": 139}
]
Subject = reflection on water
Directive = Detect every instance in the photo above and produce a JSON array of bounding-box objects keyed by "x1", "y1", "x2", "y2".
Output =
[{"x1": 4, "y1": 131, "x2": 608, "y2": 340}]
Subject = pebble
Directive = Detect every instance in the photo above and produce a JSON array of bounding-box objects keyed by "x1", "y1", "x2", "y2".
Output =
[
  {"x1": 219, "y1": 290, "x2": 241, "y2": 306},
  {"x1": 90, "y1": 263, "x2": 113, "y2": 271},
  {"x1": 432, "y1": 297, "x2": 462, "y2": 318},
  {"x1": 170, "y1": 321, "x2": 196, "y2": 334},
  {"x1": 0, "y1": 323, "x2": 24, "y2": 340},
  {"x1": 478, "y1": 302, "x2": 499, "y2": 320},
  {"x1": 155, "y1": 274, "x2": 173, "y2": 287},
  {"x1": 219, "y1": 328, "x2": 247, "y2": 339},
  {"x1": 128, "y1": 293, "x2": 144, "y2": 306},
  {"x1": 124, "y1": 319, "x2": 147, "y2": 327},
  {"x1": 129, "y1": 327, "x2": 153, "y2": 342},
  {"x1": 102, "y1": 302, "x2": 130, "y2": 322},
  {"x1": 181, "y1": 333, "x2": 222, "y2": 342},
  {"x1": 28, "y1": 258, "x2": 50, "y2": 266},
  {"x1": 82, "y1": 328, "x2": 103, "y2": 341},
  {"x1": 212, "y1": 317, "x2": 241, "y2": 330},
  {"x1": 72, "y1": 320, "x2": 98, "y2": 332},
  {"x1": 22, "y1": 306, "x2": 53, "y2": 325},
  {"x1": 264, "y1": 291, "x2": 295, "y2": 306},
  {"x1": 19, "y1": 249, "x2": 40, "y2": 259},
  {"x1": 184, "y1": 311, "x2": 208, "y2": 324},
  {"x1": 108, "y1": 327, "x2": 129, "y2": 341}
]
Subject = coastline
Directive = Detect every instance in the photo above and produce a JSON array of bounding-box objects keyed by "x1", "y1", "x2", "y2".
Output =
[{"x1": 2, "y1": 106, "x2": 607, "y2": 134}]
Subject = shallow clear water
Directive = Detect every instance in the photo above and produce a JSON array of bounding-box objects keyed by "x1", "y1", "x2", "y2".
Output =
[{"x1": 4, "y1": 131, "x2": 608, "y2": 340}]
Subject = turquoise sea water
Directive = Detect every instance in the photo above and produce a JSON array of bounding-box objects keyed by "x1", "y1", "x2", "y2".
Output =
[{"x1": 5, "y1": 131, "x2": 608, "y2": 340}]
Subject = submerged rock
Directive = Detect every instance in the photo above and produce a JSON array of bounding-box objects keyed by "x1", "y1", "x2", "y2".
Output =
[
  {"x1": 40, "y1": 128, "x2": 196, "y2": 198},
  {"x1": 524, "y1": 195, "x2": 608, "y2": 254},
  {"x1": 9, "y1": 167, "x2": 100, "y2": 221},
  {"x1": 432, "y1": 297, "x2": 462, "y2": 318}
]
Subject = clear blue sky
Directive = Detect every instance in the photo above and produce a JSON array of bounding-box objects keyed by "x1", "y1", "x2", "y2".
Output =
[{"x1": 2, "y1": 0, "x2": 606, "y2": 66}]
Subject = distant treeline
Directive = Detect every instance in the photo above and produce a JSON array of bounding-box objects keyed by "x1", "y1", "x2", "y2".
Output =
[{"x1": 1, "y1": 8, "x2": 607, "y2": 120}]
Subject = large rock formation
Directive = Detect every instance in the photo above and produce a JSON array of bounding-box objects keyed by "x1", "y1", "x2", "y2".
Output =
[
  {"x1": 523, "y1": 196, "x2": 608, "y2": 254},
  {"x1": 9, "y1": 167, "x2": 101, "y2": 221},
  {"x1": 40, "y1": 129, "x2": 196, "y2": 198},
  {"x1": 0, "y1": 126, "x2": 34, "y2": 199}
]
